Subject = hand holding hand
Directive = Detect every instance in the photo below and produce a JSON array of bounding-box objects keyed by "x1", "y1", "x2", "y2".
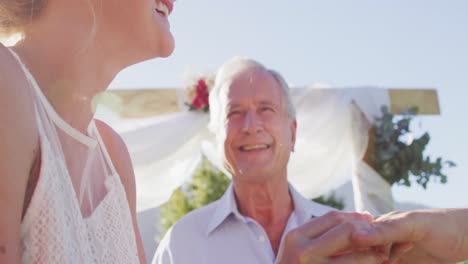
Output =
[
  {"x1": 351, "y1": 209, "x2": 468, "y2": 264},
  {"x1": 276, "y1": 211, "x2": 388, "y2": 264}
]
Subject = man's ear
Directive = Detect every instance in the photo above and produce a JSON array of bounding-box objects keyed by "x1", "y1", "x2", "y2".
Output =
[{"x1": 290, "y1": 119, "x2": 297, "y2": 152}]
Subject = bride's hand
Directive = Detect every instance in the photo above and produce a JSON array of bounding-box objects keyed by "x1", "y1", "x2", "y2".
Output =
[{"x1": 276, "y1": 211, "x2": 388, "y2": 264}]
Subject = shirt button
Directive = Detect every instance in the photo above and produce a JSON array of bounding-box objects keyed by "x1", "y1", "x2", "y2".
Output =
[{"x1": 259, "y1": 235, "x2": 266, "y2": 242}]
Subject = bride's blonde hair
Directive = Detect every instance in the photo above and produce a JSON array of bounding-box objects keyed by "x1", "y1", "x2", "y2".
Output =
[
  {"x1": 1, "y1": 0, "x2": 97, "y2": 49},
  {"x1": 0, "y1": 0, "x2": 47, "y2": 37}
]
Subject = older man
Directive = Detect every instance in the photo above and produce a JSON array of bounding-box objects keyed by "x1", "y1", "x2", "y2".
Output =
[{"x1": 152, "y1": 57, "x2": 385, "y2": 264}]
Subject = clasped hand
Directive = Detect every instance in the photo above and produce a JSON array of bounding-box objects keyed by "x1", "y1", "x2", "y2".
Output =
[{"x1": 276, "y1": 209, "x2": 464, "y2": 264}]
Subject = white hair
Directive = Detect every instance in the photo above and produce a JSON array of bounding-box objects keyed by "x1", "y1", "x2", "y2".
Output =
[{"x1": 208, "y1": 56, "x2": 296, "y2": 134}]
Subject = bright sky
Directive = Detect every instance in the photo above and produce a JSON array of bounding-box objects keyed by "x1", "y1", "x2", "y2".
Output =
[{"x1": 111, "y1": 0, "x2": 468, "y2": 209}]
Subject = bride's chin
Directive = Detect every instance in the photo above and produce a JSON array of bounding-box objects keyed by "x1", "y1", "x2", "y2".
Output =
[
  {"x1": 154, "y1": 35, "x2": 175, "y2": 58},
  {"x1": 159, "y1": 43, "x2": 175, "y2": 58}
]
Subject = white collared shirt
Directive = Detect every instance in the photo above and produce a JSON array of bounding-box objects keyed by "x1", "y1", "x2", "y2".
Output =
[{"x1": 152, "y1": 183, "x2": 334, "y2": 264}]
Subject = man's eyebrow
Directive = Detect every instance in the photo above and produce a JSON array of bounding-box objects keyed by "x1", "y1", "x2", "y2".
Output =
[
  {"x1": 258, "y1": 100, "x2": 276, "y2": 106},
  {"x1": 226, "y1": 103, "x2": 241, "y2": 111}
]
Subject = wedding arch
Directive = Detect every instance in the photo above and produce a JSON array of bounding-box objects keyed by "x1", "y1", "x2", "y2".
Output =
[{"x1": 95, "y1": 84, "x2": 439, "y2": 216}]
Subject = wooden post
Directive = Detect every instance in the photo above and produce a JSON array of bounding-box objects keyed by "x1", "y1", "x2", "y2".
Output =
[
  {"x1": 364, "y1": 89, "x2": 440, "y2": 170},
  {"x1": 96, "y1": 88, "x2": 440, "y2": 118}
]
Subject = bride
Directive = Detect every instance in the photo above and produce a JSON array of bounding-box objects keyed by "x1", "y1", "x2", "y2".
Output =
[{"x1": 0, "y1": 0, "x2": 176, "y2": 263}]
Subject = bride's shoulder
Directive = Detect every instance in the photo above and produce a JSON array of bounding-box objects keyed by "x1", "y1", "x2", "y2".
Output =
[
  {"x1": 0, "y1": 43, "x2": 31, "y2": 94},
  {"x1": 0, "y1": 43, "x2": 35, "y2": 102},
  {"x1": 0, "y1": 42, "x2": 17, "y2": 69},
  {"x1": 94, "y1": 119, "x2": 135, "y2": 189},
  {"x1": 94, "y1": 119, "x2": 138, "y2": 216},
  {"x1": 0, "y1": 42, "x2": 38, "y2": 143}
]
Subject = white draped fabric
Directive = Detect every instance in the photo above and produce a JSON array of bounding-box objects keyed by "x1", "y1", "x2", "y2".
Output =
[{"x1": 96, "y1": 86, "x2": 393, "y2": 215}]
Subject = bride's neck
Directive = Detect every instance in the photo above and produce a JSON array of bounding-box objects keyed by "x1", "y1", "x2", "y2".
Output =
[{"x1": 13, "y1": 39, "x2": 121, "y2": 133}]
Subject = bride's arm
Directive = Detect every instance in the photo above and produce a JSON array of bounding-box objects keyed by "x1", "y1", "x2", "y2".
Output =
[
  {"x1": 0, "y1": 45, "x2": 40, "y2": 264},
  {"x1": 95, "y1": 120, "x2": 147, "y2": 264},
  {"x1": 352, "y1": 208, "x2": 468, "y2": 263}
]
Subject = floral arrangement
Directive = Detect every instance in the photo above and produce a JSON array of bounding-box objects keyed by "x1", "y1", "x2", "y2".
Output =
[{"x1": 184, "y1": 75, "x2": 214, "y2": 112}]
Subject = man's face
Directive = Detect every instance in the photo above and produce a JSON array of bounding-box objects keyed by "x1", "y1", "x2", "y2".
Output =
[{"x1": 221, "y1": 67, "x2": 296, "y2": 183}]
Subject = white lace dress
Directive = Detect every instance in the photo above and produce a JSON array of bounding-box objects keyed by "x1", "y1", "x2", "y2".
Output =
[{"x1": 9, "y1": 50, "x2": 140, "y2": 264}]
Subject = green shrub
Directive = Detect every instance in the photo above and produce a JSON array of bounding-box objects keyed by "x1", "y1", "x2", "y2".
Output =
[
  {"x1": 159, "y1": 159, "x2": 230, "y2": 235},
  {"x1": 371, "y1": 106, "x2": 455, "y2": 188}
]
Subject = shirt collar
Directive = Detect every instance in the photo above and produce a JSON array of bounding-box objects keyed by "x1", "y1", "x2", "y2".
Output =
[
  {"x1": 206, "y1": 183, "x2": 239, "y2": 235},
  {"x1": 206, "y1": 182, "x2": 333, "y2": 235}
]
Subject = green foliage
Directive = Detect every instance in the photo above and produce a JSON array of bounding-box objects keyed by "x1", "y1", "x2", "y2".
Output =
[
  {"x1": 371, "y1": 106, "x2": 456, "y2": 189},
  {"x1": 159, "y1": 159, "x2": 230, "y2": 235},
  {"x1": 188, "y1": 160, "x2": 231, "y2": 209},
  {"x1": 159, "y1": 188, "x2": 194, "y2": 234},
  {"x1": 312, "y1": 192, "x2": 345, "y2": 210}
]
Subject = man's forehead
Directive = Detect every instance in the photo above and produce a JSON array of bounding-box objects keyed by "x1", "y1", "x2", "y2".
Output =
[
  {"x1": 217, "y1": 66, "x2": 285, "y2": 107},
  {"x1": 229, "y1": 66, "x2": 270, "y2": 84},
  {"x1": 226, "y1": 99, "x2": 277, "y2": 107},
  {"x1": 223, "y1": 88, "x2": 284, "y2": 112},
  {"x1": 222, "y1": 69, "x2": 280, "y2": 95}
]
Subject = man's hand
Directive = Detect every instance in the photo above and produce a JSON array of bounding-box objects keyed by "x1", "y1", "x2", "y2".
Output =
[
  {"x1": 351, "y1": 209, "x2": 468, "y2": 264},
  {"x1": 276, "y1": 211, "x2": 388, "y2": 264}
]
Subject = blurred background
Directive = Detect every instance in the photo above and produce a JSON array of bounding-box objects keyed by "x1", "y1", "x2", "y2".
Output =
[{"x1": 111, "y1": 0, "x2": 468, "y2": 209}]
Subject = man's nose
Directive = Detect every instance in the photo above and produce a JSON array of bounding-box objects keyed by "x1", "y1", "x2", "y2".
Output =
[{"x1": 242, "y1": 110, "x2": 263, "y2": 134}]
